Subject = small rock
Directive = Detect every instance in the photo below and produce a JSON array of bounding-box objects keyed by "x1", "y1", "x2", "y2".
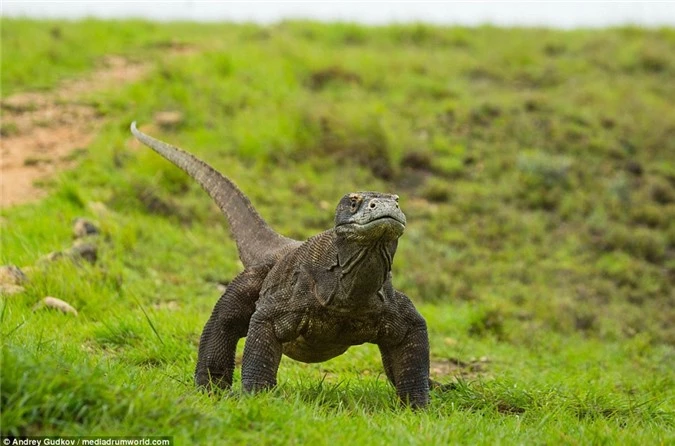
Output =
[
  {"x1": 36, "y1": 296, "x2": 78, "y2": 316},
  {"x1": 73, "y1": 217, "x2": 100, "y2": 238},
  {"x1": 154, "y1": 111, "x2": 184, "y2": 130},
  {"x1": 0, "y1": 265, "x2": 27, "y2": 285},
  {"x1": 69, "y1": 241, "x2": 98, "y2": 264},
  {"x1": 39, "y1": 242, "x2": 98, "y2": 265},
  {"x1": 0, "y1": 285, "x2": 25, "y2": 296}
]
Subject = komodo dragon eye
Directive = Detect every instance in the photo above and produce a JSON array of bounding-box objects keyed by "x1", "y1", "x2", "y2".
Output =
[{"x1": 348, "y1": 193, "x2": 362, "y2": 212}]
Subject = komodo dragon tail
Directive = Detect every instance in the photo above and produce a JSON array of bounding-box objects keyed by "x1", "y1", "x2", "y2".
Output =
[{"x1": 131, "y1": 121, "x2": 297, "y2": 267}]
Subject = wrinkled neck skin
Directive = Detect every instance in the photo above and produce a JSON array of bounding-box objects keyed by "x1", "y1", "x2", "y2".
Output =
[{"x1": 332, "y1": 227, "x2": 399, "y2": 310}]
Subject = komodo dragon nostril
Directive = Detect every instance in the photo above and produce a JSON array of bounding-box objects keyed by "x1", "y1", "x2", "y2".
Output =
[{"x1": 369, "y1": 202, "x2": 377, "y2": 209}]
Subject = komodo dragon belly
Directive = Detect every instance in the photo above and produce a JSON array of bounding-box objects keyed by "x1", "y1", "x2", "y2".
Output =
[{"x1": 281, "y1": 311, "x2": 380, "y2": 363}]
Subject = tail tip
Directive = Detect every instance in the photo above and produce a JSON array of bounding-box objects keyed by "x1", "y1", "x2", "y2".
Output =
[{"x1": 130, "y1": 121, "x2": 138, "y2": 133}]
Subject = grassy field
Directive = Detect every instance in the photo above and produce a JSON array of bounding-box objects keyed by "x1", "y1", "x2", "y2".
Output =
[{"x1": 1, "y1": 19, "x2": 674, "y2": 444}]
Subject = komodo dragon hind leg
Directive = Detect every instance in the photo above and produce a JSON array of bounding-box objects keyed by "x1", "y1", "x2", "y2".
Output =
[{"x1": 195, "y1": 266, "x2": 268, "y2": 391}]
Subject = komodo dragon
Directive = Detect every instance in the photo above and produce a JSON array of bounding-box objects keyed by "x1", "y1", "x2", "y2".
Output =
[{"x1": 130, "y1": 122, "x2": 431, "y2": 408}]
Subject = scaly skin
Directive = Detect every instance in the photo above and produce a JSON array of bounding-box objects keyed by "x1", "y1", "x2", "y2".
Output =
[{"x1": 131, "y1": 123, "x2": 431, "y2": 408}]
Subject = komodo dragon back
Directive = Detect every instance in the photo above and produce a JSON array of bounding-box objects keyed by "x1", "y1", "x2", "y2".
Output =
[{"x1": 130, "y1": 122, "x2": 298, "y2": 266}]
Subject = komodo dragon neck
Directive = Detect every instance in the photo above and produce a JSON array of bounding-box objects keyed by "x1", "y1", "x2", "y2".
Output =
[
  {"x1": 333, "y1": 236, "x2": 398, "y2": 306},
  {"x1": 328, "y1": 191, "x2": 406, "y2": 309}
]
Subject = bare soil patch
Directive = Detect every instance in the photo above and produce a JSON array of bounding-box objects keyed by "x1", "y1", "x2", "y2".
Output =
[
  {"x1": 430, "y1": 356, "x2": 490, "y2": 380},
  {"x1": 1, "y1": 55, "x2": 155, "y2": 207}
]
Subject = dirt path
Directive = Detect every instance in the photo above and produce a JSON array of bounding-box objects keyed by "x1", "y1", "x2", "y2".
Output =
[{"x1": 1, "y1": 55, "x2": 155, "y2": 208}]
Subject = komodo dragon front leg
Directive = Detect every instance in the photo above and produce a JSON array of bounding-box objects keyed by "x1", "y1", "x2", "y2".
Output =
[
  {"x1": 195, "y1": 266, "x2": 269, "y2": 390},
  {"x1": 378, "y1": 291, "x2": 431, "y2": 409},
  {"x1": 239, "y1": 312, "x2": 287, "y2": 392}
]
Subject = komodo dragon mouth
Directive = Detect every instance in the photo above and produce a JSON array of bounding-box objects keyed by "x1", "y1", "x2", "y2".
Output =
[
  {"x1": 345, "y1": 215, "x2": 406, "y2": 228},
  {"x1": 337, "y1": 215, "x2": 406, "y2": 241}
]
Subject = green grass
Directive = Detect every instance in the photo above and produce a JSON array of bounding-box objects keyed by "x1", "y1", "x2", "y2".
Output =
[{"x1": 2, "y1": 19, "x2": 674, "y2": 444}]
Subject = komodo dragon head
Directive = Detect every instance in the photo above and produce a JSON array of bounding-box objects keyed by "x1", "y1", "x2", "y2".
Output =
[{"x1": 334, "y1": 192, "x2": 406, "y2": 243}]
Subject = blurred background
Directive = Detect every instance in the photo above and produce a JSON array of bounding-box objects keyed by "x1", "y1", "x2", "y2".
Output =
[{"x1": 4, "y1": 1, "x2": 675, "y2": 27}]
